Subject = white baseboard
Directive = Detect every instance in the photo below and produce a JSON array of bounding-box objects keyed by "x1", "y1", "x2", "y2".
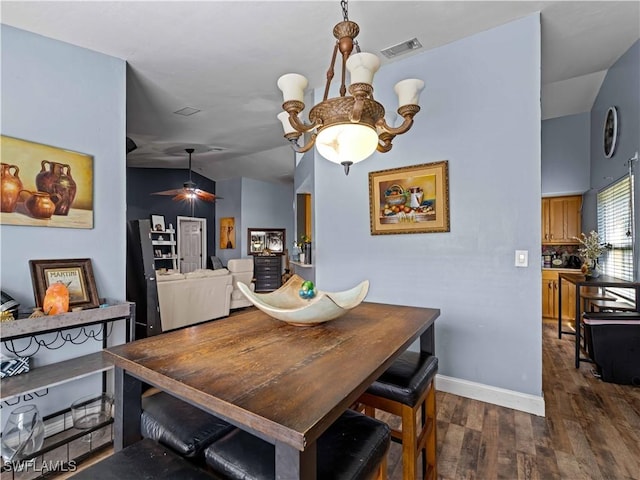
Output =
[{"x1": 436, "y1": 374, "x2": 545, "y2": 416}]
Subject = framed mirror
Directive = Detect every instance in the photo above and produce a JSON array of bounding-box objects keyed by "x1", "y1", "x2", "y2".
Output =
[{"x1": 248, "y1": 228, "x2": 285, "y2": 255}]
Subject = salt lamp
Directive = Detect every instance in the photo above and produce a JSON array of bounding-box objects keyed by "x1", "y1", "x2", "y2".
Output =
[{"x1": 43, "y1": 282, "x2": 69, "y2": 315}]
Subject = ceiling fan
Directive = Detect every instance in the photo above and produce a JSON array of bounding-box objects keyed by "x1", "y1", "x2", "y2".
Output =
[{"x1": 151, "y1": 148, "x2": 221, "y2": 203}]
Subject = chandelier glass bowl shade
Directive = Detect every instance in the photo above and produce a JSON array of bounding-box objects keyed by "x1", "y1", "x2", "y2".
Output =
[{"x1": 276, "y1": 5, "x2": 424, "y2": 175}]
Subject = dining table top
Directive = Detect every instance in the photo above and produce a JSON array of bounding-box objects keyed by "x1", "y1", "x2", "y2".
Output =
[
  {"x1": 104, "y1": 301, "x2": 439, "y2": 451},
  {"x1": 558, "y1": 272, "x2": 640, "y2": 287}
]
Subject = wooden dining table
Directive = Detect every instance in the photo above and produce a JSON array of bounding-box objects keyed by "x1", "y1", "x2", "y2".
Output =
[{"x1": 103, "y1": 301, "x2": 439, "y2": 480}]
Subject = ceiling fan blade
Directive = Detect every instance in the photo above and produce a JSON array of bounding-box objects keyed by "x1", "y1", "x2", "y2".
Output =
[
  {"x1": 151, "y1": 188, "x2": 184, "y2": 196},
  {"x1": 194, "y1": 189, "x2": 220, "y2": 202},
  {"x1": 171, "y1": 193, "x2": 190, "y2": 202},
  {"x1": 149, "y1": 149, "x2": 222, "y2": 204}
]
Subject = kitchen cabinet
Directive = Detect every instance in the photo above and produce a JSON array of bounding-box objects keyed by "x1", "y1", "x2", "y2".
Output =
[
  {"x1": 542, "y1": 269, "x2": 575, "y2": 321},
  {"x1": 541, "y1": 195, "x2": 582, "y2": 244},
  {"x1": 254, "y1": 256, "x2": 282, "y2": 292}
]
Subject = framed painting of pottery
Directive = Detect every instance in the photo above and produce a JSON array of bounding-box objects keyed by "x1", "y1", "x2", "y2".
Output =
[
  {"x1": 0, "y1": 135, "x2": 94, "y2": 229},
  {"x1": 369, "y1": 161, "x2": 450, "y2": 235},
  {"x1": 29, "y1": 258, "x2": 100, "y2": 310}
]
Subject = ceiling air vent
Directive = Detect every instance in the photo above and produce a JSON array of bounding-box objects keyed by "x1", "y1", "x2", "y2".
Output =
[
  {"x1": 381, "y1": 38, "x2": 422, "y2": 59},
  {"x1": 173, "y1": 107, "x2": 201, "y2": 116}
]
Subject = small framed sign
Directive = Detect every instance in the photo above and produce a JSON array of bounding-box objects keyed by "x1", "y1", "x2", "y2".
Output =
[
  {"x1": 29, "y1": 258, "x2": 100, "y2": 309},
  {"x1": 150, "y1": 214, "x2": 166, "y2": 232},
  {"x1": 603, "y1": 106, "x2": 618, "y2": 158}
]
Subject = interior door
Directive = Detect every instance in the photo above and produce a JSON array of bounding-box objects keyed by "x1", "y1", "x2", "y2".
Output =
[{"x1": 177, "y1": 216, "x2": 207, "y2": 273}]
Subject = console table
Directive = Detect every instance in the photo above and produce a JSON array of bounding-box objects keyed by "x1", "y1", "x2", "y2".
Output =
[
  {"x1": 557, "y1": 273, "x2": 639, "y2": 368},
  {"x1": 0, "y1": 302, "x2": 134, "y2": 477}
]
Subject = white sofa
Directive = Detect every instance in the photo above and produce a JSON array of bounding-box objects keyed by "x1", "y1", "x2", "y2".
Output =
[
  {"x1": 227, "y1": 258, "x2": 255, "y2": 310},
  {"x1": 155, "y1": 269, "x2": 232, "y2": 332}
]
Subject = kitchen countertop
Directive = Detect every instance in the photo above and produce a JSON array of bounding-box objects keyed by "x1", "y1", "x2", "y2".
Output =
[{"x1": 542, "y1": 267, "x2": 581, "y2": 272}]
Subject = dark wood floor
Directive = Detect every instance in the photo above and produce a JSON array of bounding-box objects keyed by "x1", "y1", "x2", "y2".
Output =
[{"x1": 382, "y1": 319, "x2": 640, "y2": 480}]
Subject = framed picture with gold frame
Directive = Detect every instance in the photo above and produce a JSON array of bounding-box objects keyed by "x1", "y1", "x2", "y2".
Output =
[
  {"x1": 220, "y1": 217, "x2": 235, "y2": 249},
  {"x1": 29, "y1": 258, "x2": 100, "y2": 309},
  {"x1": 369, "y1": 161, "x2": 450, "y2": 235}
]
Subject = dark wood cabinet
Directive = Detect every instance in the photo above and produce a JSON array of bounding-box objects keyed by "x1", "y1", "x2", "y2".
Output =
[{"x1": 254, "y1": 256, "x2": 282, "y2": 292}]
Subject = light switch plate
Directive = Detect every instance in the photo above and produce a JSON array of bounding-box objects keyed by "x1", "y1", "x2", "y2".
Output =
[{"x1": 515, "y1": 250, "x2": 528, "y2": 267}]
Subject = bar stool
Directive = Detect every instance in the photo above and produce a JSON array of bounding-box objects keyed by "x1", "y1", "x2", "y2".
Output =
[
  {"x1": 204, "y1": 409, "x2": 390, "y2": 480},
  {"x1": 358, "y1": 352, "x2": 439, "y2": 480},
  {"x1": 589, "y1": 299, "x2": 636, "y2": 313},
  {"x1": 580, "y1": 287, "x2": 616, "y2": 313},
  {"x1": 141, "y1": 391, "x2": 234, "y2": 458}
]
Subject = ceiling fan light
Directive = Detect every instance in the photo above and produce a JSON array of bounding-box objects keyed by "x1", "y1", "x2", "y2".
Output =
[
  {"x1": 394, "y1": 78, "x2": 425, "y2": 107},
  {"x1": 345, "y1": 52, "x2": 380, "y2": 85},
  {"x1": 277, "y1": 73, "x2": 308, "y2": 102},
  {"x1": 277, "y1": 111, "x2": 297, "y2": 134},
  {"x1": 316, "y1": 123, "x2": 378, "y2": 165}
]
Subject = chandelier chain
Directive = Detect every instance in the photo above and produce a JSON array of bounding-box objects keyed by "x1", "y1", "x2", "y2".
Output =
[
  {"x1": 341, "y1": 0, "x2": 349, "y2": 21},
  {"x1": 340, "y1": 0, "x2": 360, "y2": 52}
]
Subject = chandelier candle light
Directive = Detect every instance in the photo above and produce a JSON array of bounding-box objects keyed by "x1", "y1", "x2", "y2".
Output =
[{"x1": 276, "y1": 0, "x2": 424, "y2": 175}]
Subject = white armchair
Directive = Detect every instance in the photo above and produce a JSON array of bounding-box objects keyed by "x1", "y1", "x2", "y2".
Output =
[{"x1": 227, "y1": 258, "x2": 255, "y2": 309}]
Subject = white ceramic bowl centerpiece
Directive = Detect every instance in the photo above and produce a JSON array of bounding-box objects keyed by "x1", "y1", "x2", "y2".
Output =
[{"x1": 237, "y1": 274, "x2": 369, "y2": 326}]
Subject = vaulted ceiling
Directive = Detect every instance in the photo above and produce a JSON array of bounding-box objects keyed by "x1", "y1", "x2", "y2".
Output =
[{"x1": 3, "y1": 1, "x2": 639, "y2": 183}]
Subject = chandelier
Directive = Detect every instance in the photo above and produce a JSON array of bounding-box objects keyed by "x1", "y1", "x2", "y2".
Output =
[{"x1": 276, "y1": 0, "x2": 424, "y2": 175}]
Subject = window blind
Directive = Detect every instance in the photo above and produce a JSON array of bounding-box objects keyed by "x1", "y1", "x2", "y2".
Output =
[{"x1": 597, "y1": 175, "x2": 634, "y2": 299}]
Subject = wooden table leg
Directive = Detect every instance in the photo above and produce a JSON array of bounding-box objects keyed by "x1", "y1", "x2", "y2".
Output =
[
  {"x1": 558, "y1": 276, "x2": 563, "y2": 338},
  {"x1": 575, "y1": 289, "x2": 582, "y2": 368},
  {"x1": 420, "y1": 324, "x2": 435, "y2": 356},
  {"x1": 275, "y1": 440, "x2": 316, "y2": 480},
  {"x1": 113, "y1": 367, "x2": 142, "y2": 451}
]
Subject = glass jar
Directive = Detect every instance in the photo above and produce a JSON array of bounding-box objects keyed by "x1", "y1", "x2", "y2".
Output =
[{"x1": 1, "y1": 404, "x2": 45, "y2": 462}]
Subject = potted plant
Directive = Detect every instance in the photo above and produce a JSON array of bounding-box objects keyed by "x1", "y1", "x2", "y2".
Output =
[
  {"x1": 300, "y1": 235, "x2": 311, "y2": 265},
  {"x1": 575, "y1": 231, "x2": 605, "y2": 278}
]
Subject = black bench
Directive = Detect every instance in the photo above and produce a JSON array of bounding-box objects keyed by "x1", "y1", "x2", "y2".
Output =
[
  {"x1": 204, "y1": 409, "x2": 390, "y2": 480},
  {"x1": 69, "y1": 438, "x2": 219, "y2": 479},
  {"x1": 141, "y1": 391, "x2": 234, "y2": 458},
  {"x1": 583, "y1": 312, "x2": 640, "y2": 385}
]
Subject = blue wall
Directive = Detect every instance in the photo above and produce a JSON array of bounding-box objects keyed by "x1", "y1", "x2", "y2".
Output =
[
  {"x1": 1, "y1": 25, "x2": 126, "y2": 416},
  {"x1": 541, "y1": 113, "x2": 590, "y2": 196},
  {"x1": 1, "y1": 25, "x2": 126, "y2": 307},
  {"x1": 587, "y1": 40, "x2": 639, "y2": 277},
  {"x1": 313, "y1": 15, "x2": 543, "y2": 402},
  {"x1": 215, "y1": 177, "x2": 243, "y2": 266},
  {"x1": 126, "y1": 167, "x2": 217, "y2": 260},
  {"x1": 215, "y1": 177, "x2": 294, "y2": 269},
  {"x1": 240, "y1": 178, "x2": 294, "y2": 260}
]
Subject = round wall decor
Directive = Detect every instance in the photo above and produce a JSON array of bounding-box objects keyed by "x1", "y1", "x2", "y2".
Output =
[{"x1": 603, "y1": 106, "x2": 618, "y2": 158}]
